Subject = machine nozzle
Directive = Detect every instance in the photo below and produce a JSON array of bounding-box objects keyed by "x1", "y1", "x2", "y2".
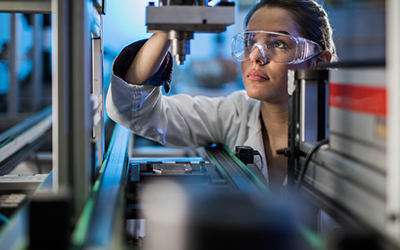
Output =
[{"x1": 168, "y1": 30, "x2": 193, "y2": 65}]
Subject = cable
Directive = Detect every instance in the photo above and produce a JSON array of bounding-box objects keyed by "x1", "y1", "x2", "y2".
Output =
[
  {"x1": 254, "y1": 150, "x2": 264, "y2": 177},
  {"x1": 234, "y1": 146, "x2": 264, "y2": 178},
  {"x1": 296, "y1": 138, "x2": 329, "y2": 188}
]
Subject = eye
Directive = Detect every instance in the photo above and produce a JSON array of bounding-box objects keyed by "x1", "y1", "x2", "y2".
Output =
[
  {"x1": 272, "y1": 40, "x2": 289, "y2": 49},
  {"x1": 243, "y1": 37, "x2": 257, "y2": 47}
]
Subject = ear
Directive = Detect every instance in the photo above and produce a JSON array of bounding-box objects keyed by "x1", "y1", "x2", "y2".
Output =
[{"x1": 312, "y1": 51, "x2": 332, "y2": 69}]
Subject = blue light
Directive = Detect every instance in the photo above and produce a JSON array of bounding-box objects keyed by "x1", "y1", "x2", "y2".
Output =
[{"x1": 103, "y1": 0, "x2": 151, "y2": 54}]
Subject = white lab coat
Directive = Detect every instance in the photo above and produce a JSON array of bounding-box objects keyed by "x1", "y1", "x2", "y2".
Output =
[{"x1": 105, "y1": 73, "x2": 286, "y2": 186}]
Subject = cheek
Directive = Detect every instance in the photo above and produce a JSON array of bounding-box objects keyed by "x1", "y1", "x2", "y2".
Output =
[
  {"x1": 240, "y1": 61, "x2": 250, "y2": 84},
  {"x1": 271, "y1": 64, "x2": 290, "y2": 85},
  {"x1": 240, "y1": 61, "x2": 247, "y2": 75}
]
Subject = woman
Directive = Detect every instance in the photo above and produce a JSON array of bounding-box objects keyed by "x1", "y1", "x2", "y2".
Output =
[{"x1": 106, "y1": 0, "x2": 337, "y2": 195}]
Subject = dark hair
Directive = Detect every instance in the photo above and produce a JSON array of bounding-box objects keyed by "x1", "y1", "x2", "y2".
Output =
[{"x1": 244, "y1": 0, "x2": 338, "y2": 61}]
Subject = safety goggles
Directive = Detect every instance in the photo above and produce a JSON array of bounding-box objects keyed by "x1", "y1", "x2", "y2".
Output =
[{"x1": 231, "y1": 31, "x2": 323, "y2": 64}]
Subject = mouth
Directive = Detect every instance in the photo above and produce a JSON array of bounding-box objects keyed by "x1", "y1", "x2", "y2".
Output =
[{"x1": 247, "y1": 69, "x2": 269, "y2": 81}]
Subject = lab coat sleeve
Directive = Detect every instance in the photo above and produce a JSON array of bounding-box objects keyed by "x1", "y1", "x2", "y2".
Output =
[{"x1": 106, "y1": 73, "x2": 249, "y2": 147}]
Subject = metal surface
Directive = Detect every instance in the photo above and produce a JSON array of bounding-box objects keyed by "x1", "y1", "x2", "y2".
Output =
[
  {"x1": 52, "y1": 0, "x2": 103, "y2": 215},
  {"x1": 299, "y1": 141, "x2": 386, "y2": 201},
  {"x1": 0, "y1": 0, "x2": 108, "y2": 248},
  {"x1": 287, "y1": 69, "x2": 329, "y2": 188},
  {"x1": 287, "y1": 70, "x2": 298, "y2": 188},
  {"x1": 0, "y1": 204, "x2": 28, "y2": 250},
  {"x1": 70, "y1": 0, "x2": 93, "y2": 214},
  {"x1": 8, "y1": 14, "x2": 19, "y2": 114},
  {"x1": 297, "y1": 70, "x2": 329, "y2": 142},
  {"x1": 153, "y1": 163, "x2": 193, "y2": 174},
  {"x1": 0, "y1": 170, "x2": 53, "y2": 250},
  {"x1": 146, "y1": 1, "x2": 235, "y2": 65},
  {"x1": 0, "y1": 112, "x2": 51, "y2": 163},
  {"x1": 168, "y1": 30, "x2": 193, "y2": 65},
  {"x1": 386, "y1": 0, "x2": 400, "y2": 241},
  {"x1": 329, "y1": 132, "x2": 386, "y2": 172},
  {"x1": 31, "y1": 14, "x2": 44, "y2": 111},
  {"x1": 146, "y1": 5, "x2": 235, "y2": 31},
  {"x1": 301, "y1": 156, "x2": 386, "y2": 237},
  {"x1": 294, "y1": 133, "x2": 391, "y2": 247},
  {"x1": 51, "y1": 0, "x2": 70, "y2": 196},
  {"x1": 0, "y1": 174, "x2": 47, "y2": 192},
  {"x1": 204, "y1": 145, "x2": 269, "y2": 196},
  {"x1": 0, "y1": 106, "x2": 51, "y2": 145},
  {"x1": 92, "y1": 18, "x2": 105, "y2": 174},
  {"x1": 0, "y1": 141, "x2": 45, "y2": 175},
  {"x1": 130, "y1": 157, "x2": 203, "y2": 163},
  {"x1": 0, "y1": 0, "x2": 51, "y2": 13},
  {"x1": 288, "y1": 66, "x2": 398, "y2": 248},
  {"x1": 71, "y1": 124, "x2": 130, "y2": 249}
]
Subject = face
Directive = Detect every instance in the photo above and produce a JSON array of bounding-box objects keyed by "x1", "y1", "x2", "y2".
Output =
[{"x1": 241, "y1": 7, "x2": 313, "y2": 104}]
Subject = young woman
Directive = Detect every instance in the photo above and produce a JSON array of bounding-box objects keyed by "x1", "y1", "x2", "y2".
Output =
[{"x1": 106, "y1": 0, "x2": 337, "y2": 195}]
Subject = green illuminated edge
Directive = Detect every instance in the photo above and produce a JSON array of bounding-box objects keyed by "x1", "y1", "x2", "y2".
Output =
[
  {"x1": 205, "y1": 147, "x2": 236, "y2": 187},
  {"x1": 222, "y1": 145, "x2": 327, "y2": 249},
  {"x1": 70, "y1": 124, "x2": 130, "y2": 246},
  {"x1": 222, "y1": 145, "x2": 271, "y2": 195},
  {"x1": 299, "y1": 225, "x2": 327, "y2": 250}
]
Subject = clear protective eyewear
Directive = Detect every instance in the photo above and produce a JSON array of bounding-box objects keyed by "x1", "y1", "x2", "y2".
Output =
[{"x1": 231, "y1": 31, "x2": 323, "y2": 64}]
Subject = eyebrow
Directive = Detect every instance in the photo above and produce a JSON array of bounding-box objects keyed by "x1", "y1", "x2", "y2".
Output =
[{"x1": 245, "y1": 30, "x2": 293, "y2": 36}]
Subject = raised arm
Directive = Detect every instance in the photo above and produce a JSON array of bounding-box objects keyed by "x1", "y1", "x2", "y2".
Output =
[{"x1": 123, "y1": 32, "x2": 172, "y2": 85}]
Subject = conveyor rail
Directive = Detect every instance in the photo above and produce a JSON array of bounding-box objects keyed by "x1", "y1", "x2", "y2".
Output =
[{"x1": 0, "y1": 106, "x2": 52, "y2": 176}]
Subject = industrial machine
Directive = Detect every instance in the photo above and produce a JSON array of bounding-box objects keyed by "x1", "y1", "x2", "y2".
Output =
[
  {"x1": 145, "y1": 0, "x2": 235, "y2": 65},
  {"x1": 0, "y1": 0, "x2": 399, "y2": 249},
  {"x1": 279, "y1": 2, "x2": 400, "y2": 249},
  {"x1": 284, "y1": 63, "x2": 397, "y2": 249}
]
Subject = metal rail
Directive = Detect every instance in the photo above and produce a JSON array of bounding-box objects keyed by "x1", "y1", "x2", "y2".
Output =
[
  {"x1": 71, "y1": 124, "x2": 130, "y2": 249},
  {"x1": 0, "y1": 169, "x2": 54, "y2": 250},
  {"x1": 0, "y1": 106, "x2": 52, "y2": 175},
  {"x1": 0, "y1": 0, "x2": 51, "y2": 13},
  {"x1": 204, "y1": 145, "x2": 270, "y2": 196},
  {"x1": 0, "y1": 107, "x2": 51, "y2": 163}
]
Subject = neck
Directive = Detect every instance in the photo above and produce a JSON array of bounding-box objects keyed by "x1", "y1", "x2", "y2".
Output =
[{"x1": 260, "y1": 101, "x2": 288, "y2": 139}]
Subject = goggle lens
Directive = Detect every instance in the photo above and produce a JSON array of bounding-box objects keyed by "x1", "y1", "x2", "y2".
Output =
[{"x1": 231, "y1": 31, "x2": 322, "y2": 64}]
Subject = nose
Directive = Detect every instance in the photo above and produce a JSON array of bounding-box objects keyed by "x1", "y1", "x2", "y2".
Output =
[{"x1": 249, "y1": 43, "x2": 268, "y2": 65}]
